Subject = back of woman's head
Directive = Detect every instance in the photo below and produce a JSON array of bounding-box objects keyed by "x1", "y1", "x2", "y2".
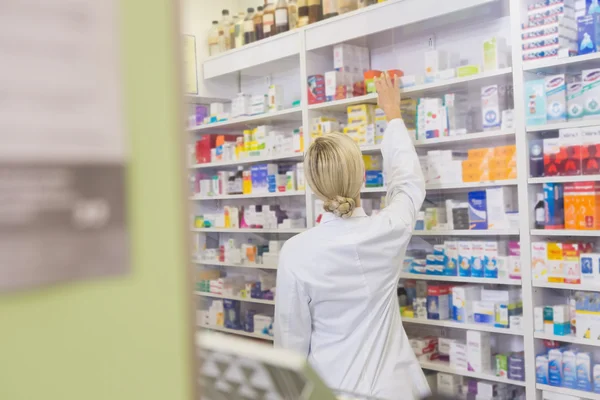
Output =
[{"x1": 304, "y1": 133, "x2": 365, "y2": 219}]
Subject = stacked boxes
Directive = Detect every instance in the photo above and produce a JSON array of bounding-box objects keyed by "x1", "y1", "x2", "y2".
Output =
[
  {"x1": 462, "y1": 145, "x2": 517, "y2": 183},
  {"x1": 521, "y1": 0, "x2": 578, "y2": 62},
  {"x1": 481, "y1": 85, "x2": 512, "y2": 131},
  {"x1": 426, "y1": 150, "x2": 466, "y2": 185},
  {"x1": 344, "y1": 104, "x2": 376, "y2": 145},
  {"x1": 530, "y1": 240, "x2": 597, "y2": 285},
  {"x1": 307, "y1": 74, "x2": 325, "y2": 105}
]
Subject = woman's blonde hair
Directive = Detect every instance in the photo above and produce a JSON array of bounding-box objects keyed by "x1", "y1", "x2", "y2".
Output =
[{"x1": 305, "y1": 133, "x2": 364, "y2": 219}]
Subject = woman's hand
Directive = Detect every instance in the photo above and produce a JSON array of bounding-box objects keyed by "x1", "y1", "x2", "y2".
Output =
[{"x1": 375, "y1": 72, "x2": 402, "y2": 122}]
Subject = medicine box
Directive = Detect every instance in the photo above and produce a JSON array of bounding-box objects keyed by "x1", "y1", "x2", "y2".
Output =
[
  {"x1": 537, "y1": 354, "x2": 549, "y2": 385},
  {"x1": 545, "y1": 74, "x2": 567, "y2": 122},
  {"x1": 532, "y1": 242, "x2": 549, "y2": 281},
  {"x1": 563, "y1": 349, "x2": 578, "y2": 389},
  {"x1": 467, "y1": 330, "x2": 491, "y2": 373},
  {"x1": 473, "y1": 301, "x2": 495, "y2": 324},
  {"x1": 544, "y1": 183, "x2": 565, "y2": 229},
  {"x1": 582, "y1": 68, "x2": 600, "y2": 118},
  {"x1": 567, "y1": 81, "x2": 585, "y2": 120},
  {"x1": 481, "y1": 85, "x2": 506, "y2": 130},
  {"x1": 581, "y1": 253, "x2": 600, "y2": 281},
  {"x1": 452, "y1": 285, "x2": 480, "y2": 323},
  {"x1": 468, "y1": 191, "x2": 488, "y2": 230},
  {"x1": 525, "y1": 79, "x2": 547, "y2": 126},
  {"x1": 424, "y1": 50, "x2": 448, "y2": 82},
  {"x1": 458, "y1": 241, "x2": 472, "y2": 277},
  {"x1": 559, "y1": 128, "x2": 582, "y2": 176},
  {"x1": 577, "y1": 352, "x2": 592, "y2": 392},
  {"x1": 486, "y1": 187, "x2": 517, "y2": 230},
  {"x1": 563, "y1": 243, "x2": 582, "y2": 284},
  {"x1": 445, "y1": 241, "x2": 459, "y2": 276},
  {"x1": 577, "y1": 14, "x2": 600, "y2": 55},
  {"x1": 549, "y1": 348, "x2": 565, "y2": 387},
  {"x1": 582, "y1": 126, "x2": 600, "y2": 175},
  {"x1": 548, "y1": 242, "x2": 565, "y2": 283},
  {"x1": 471, "y1": 242, "x2": 485, "y2": 278},
  {"x1": 565, "y1": 182, "x2": 600, "y2": 230}
]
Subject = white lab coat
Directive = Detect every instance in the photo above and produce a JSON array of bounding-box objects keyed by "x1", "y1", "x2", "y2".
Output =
[{"x1": 274, "y1": 119, "x2": 430, "y2": 400}]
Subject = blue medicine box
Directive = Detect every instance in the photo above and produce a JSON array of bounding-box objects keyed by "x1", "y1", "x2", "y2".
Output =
[
  {"x1": 468, "y1": 190, "x2": 488, "y2": 229},
  {"x1": 578, "y1": 14, "x2": 600, "y2": 55}
]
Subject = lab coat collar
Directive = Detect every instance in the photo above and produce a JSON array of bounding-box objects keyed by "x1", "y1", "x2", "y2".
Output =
[{"x1": 320, "y1": 207, "x2": 368, "y2": 224}]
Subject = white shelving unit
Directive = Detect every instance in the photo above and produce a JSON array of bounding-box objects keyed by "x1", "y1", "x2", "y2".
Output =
[
  {"x1": 534, "y1": 332, "x2": 600, "y2": 347},
  {"x1": 190, "y1": 0, "x2": 600, "y2": 397},
  {"x1": 192, "y1": 259, "x2": 278, "y2": 270},
  {"x1": 190, "y1": 191, "x2": 305, "y2": 201},
  {"x1": 201, "y1": 325, "x2": 274, "y2": 342},
  {"x1": 399, "y1": 273, "x2": 521, "y2": 285},
  {"x1": 195, "y1": 292, "x2": 275, "y2": 306},
  {"x1": 536, "y1": 385, "x2": 600, "y2": 400},
  {"x1": 402, "y1": 317, "x2": 524, "y2": 336},
  {"x1": 419, "y1": 360, "x2": 527, "y2": 387}
]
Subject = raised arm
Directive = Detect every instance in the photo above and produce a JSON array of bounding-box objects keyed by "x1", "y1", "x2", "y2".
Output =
[{"x1": 376, "y1": 73, "x2": 426, "y2": 227}]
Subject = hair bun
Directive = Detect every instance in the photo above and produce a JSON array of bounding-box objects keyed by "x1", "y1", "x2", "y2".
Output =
[{"x1": 324, "y1": 195, "x2": 356, "y2": 219}]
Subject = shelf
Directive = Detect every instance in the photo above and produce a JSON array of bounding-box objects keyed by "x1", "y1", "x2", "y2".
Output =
[
  {"x1": 531, "y1": 229, "x2": 600, "y2": 237},
  {"x1": 360, "y1": 144, "x2": 382, "y2": 153},
  {"x1": 190, "y1": 153, "x2": 303, "y2": 169},
  {"x1": 534, "y1": 332, "x2": 600, "y2": 347},
  {"x1": 203, "y1": 30, "x2": 300, "y2": 79},
  {"x1": 536, "y1": 384, "x2": 600, "y2": 400},
  {"x1": 414, "y1": 130, "x2": 515, "y2": 148},
  {"x1": 192, "y1": 259, "x2": 278, "y2": 270},
  {"x1": 399, "y1": 273, "x2": 521, "y2": 285},
  {"x1": 523, "y1": 53, "x2": 600, "y2": 74},
  {"x1": 527, "y1": 119, "x2": 600, "y2": 133},
  {"x1": 309, "y1": 69, "x2": 512, "y2": 112},
  {"x1": 304, "y1": 0, "x2": 497, "y2": 50},
  {"x1": 426, "y1": 180, "x2": 517, "y2": 191},
  {"x1": 419, "y1": 361, "x2": 526, "y2": 387},
  {"x1": 190, "y1": 191, "x2": 305, "y2": 201},
  {"x1": 529, "y1": 175, "x2": 600, "y2": 184},
  {"x1": 191, "y1": 228, "x2": 305, "y2": 234},
  {"x1": 361, "y1": 187, "x2": 386, "y2": 194},
  {"x1": 188, "y1": 108, "x2": 302, "y2": 132},
  {"x1": 403, "y1": 317, "x2": 523, "y2": 335},
  {"x1": 413, "y1": 229, "x2": 519, "y2": 236},
  {"x1": 195, "y1": 292, "x2": 275, "y2": 305},
  {"x1": 532, "y1": 281, "x2": 600, "y2": 292},
  {"x1": 199, "y1": 325, "x2": 274, "y2": 341}
]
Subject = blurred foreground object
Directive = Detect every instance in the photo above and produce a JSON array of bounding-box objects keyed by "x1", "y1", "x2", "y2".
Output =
[
  {"x1": 0, "y1": 1, "x2": 129, "y2": 292},
  {"x1": 197, "y1": 332, "x2": 386, "y2": 400}
]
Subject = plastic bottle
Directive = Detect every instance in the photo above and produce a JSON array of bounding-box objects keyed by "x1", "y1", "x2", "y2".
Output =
[
  {"x1": 208, "y1": 21, "x2": 220, "y2": 56},
  {"x1": 234, "y1": 12, "x2": 245, "y2": 48},
  {"x1": 254, "y1": 6, "x2": 264, "y2": 40},
  {"x1": 339, "y1": 0, "x2": 358, "y2": 14},
  {"x1": 534, "y1": 193, "x2": 545, "y2": 229},
  {"x1": 288, "y1": 0, "x2": 299, "y2": 29},
  {"x1": 308, "y1": 0, "x2": 322, "y2": 23},
  {"x1": 263, "y1": 1, "x2": 276, "y2": 38},
  {"x1": 323, "y1": 0, "x2": 339, "y2": 19},
  {"x1": 229, "y1": 15, "x2": 239, "y2": 49},
  {"x1": 244, "y1": 8, "x2": 256, "y2": 44},
  {"x1": 297, "y1": 0, "x2": 309, "y2": 27},
  {"x1": 219, "y1": 10, "x2": 232, "y2": 51},
  {"x1": 275, "y1": 0, "x2": 289, "y2": 34}
]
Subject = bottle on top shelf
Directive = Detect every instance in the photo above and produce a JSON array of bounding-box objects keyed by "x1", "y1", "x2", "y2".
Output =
[
  {"x1": 254, "y1": 6, "x2": 265, "y2": 40},
  {"x1": 308, "y1": 0, "x2": 322, "y2": 23},
  {"x1": 297, "y1": 0, "x2": 309, "y2": 27},
  {"x1": 208, "y1": 21, "x2": 220, "y2": 56},
  {"x1": 288, "y1": 0, "x2": 299, "y2": 30},
  {"x1": 339, "y1": 0, "x2": 358, "y2": 14},
  {"x1": 219, "y1": 10, "x2": 232, "y2": 52},
  {"x1": 234, "y1": 12, "x2": 245, "y2": 48},
  {"x1": 323, "y1": 0, "x2": 339, "y2": 19},
  {"x1": 229, "y1": 14, "x2": 239, "y2": 50},
  {"x1": 244, "y1": 8, "x2": 257, "y2": 44},
  {"x1": 263, "y1": 1, "x2": 276, "y2": 38},
  {"x1": 275, "y1": 0, "x2": 290, "y2": 34}
]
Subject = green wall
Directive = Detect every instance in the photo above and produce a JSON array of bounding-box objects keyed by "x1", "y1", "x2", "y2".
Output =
[{"x1": 0, "y1": 1, "x2": 194, "y2": 399}]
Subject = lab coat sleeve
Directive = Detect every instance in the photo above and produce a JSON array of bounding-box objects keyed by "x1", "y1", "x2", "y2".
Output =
[
  {"x1": 381, "y1": 118, "x2": 426, "y2": 227},
  {"x1": 274, "y1": 252, "x2": 311, "y2": 358}
]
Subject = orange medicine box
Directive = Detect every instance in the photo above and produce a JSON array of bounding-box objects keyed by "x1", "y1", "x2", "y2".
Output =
[
  {"x1": 462, "y1": 158, "x2": 489, "y2": 171},
  {"x1": 494, "y1": 145, "x2": 517, "y2": 158},
  {"x1": 564, "y1": 181, "x2": 600, "y2": 230},
  {"x1": 462, "y1": 170, "x2": 490, "y2": 182},
  {"x1": 468, "y1": 147, "x2": 495, "y2": 160}
]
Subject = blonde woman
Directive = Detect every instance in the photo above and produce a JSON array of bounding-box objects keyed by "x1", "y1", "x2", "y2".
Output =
[{"x1": 274, "y1": 74, "x2": 429, "y2": 400}]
